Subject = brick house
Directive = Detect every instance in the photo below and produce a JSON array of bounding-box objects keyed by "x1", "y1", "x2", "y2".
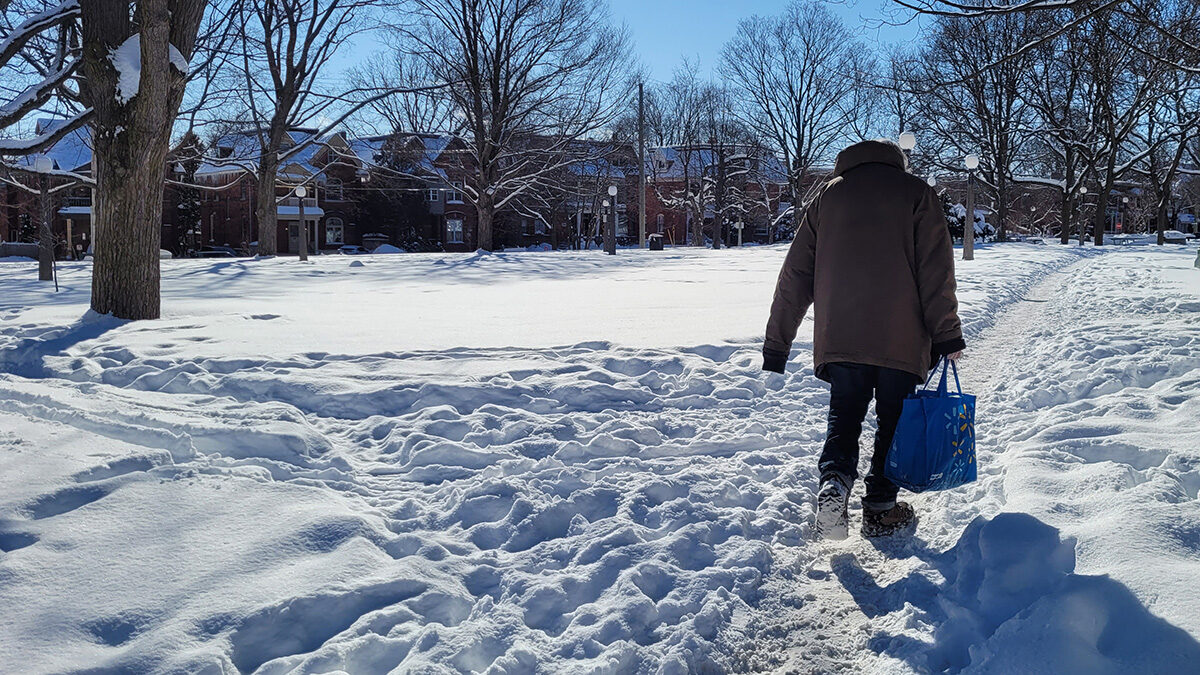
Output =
[
  {"x1": 192, "y1": 128, "x2": 368, "y2": 254},
  {"x1": 3, "y1": 120, "x2": 791, "y2": 257},
  {"x1": 348, "y1": 132, "x2": 482, "y2": 252},
  {"x1": 0, "y1": 119, "x2": 97, "y2": 259},
  {"x1": 645, "y1": 144, "x2": 791, "y2": 245}
]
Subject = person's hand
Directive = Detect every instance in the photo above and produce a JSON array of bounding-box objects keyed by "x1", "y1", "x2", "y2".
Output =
[{"x1": 947, "y1": 350, "x2": 963, "y2": 362}]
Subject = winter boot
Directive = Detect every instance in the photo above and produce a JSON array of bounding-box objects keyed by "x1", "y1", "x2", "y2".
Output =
[
  {"x1": 861, "y1": 502, "x2": 916, "y2": 538},
  {"x1": 814, "y1": 474, "x2": 851, "y2": 540}
]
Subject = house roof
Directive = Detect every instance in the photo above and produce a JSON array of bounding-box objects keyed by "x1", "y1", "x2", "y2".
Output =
[
  {"x1": 649, "y1": 145, "x2": 788, "y2": 183},
  {"x1": 10, "y1": 118, "x2": 94, "y2": 172},
  {"x1": 197, "y1": 127, "x2": 332, "y2": 181}
]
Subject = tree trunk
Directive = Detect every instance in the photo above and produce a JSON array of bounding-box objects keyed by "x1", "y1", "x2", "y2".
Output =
[
  {"x1": 477, "y1": 195, "x2": 494, "y2": 251},
  {"x1": 91, "y1": 132, "x2": 167, "y2": 318},
  {"x1": 1093, "y1": 156, "x2": 1117, "y2": 247},
  {"x1": 1059, "y1": 156, "x2": 1074, "y2": 245},
  {"x1": 996, "y1": 175, "x2": 1008, "y2": 242},
  {"x1": 38, "y1": 181, "x2": 53, "y2": 281},
  {"x1": 1157, "y1": 202, "x2": 1168, "y2": 246},
  {"x1": 255, "y1": 156, "x2": 279, "y2": 255},
  {"x1": 79, "y1": 0, "x2": 205, "y2": 320},
  {"x1": 1059, "y1": 192, "x2": 1072, "y2": 246}
]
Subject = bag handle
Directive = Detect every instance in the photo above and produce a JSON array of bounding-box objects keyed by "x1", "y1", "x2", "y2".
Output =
[{"x1": 923, "y1": 356, "x2": 963, "y2": 394}]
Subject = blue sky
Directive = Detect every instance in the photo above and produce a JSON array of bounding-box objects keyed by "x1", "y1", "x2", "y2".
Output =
[{"x1": 608, "y1": 0, "x2": 927, "y2": 82}]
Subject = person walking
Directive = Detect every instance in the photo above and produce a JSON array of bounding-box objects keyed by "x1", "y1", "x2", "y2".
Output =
[{"x1": 762, "y1": 139, "x2": 965, "y2": 539}]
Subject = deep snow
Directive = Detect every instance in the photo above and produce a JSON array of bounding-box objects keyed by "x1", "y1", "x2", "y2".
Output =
[{"x1": 0, "y1": 242, "x2": 1197, "y2": 673}]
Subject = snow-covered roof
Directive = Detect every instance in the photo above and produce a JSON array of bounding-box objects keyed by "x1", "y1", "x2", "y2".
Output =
[
  {"x1": 8, "y1": 118, "x2": 94, "y2": 172},
  {"x1": 649, "y1": 145, "x2": 788, "y2": 183},
  {"x1": 339, "y1": 133, "x2": 453, "y2": 177},
  {"x1": 198, "y1": 128, "x2": 331, "y2": 181}
]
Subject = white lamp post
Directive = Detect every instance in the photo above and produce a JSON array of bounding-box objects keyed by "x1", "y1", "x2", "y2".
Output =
[
  {"x1": 1077, "y1": 185, "x2": 1088, "y2": 246},
  {"x1": 296, "y1": 185, "x2": 308, "y2": 261},
  {"x1": 898, "y1": 132, "x2": 916, "y2": 171},
  {"x1": 963, "y1": 154, "x2": 979, "y2": 261},
  {"x1": 605, "y1": 185, "x2": 617, "y2": 255}
]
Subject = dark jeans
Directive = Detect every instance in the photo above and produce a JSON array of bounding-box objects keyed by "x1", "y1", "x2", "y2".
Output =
[{"x1": 819, "y1": 362, "x2": 919, "y2": 511}]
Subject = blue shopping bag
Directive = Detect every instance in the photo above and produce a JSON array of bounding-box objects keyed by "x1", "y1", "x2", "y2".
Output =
[{"x1": 884, "y1": 356, "x2": 977, "y2": 493}]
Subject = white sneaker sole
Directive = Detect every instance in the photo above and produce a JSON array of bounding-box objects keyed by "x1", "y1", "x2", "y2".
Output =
[{"x1": 815, "y1": 486, "x2": 849, "y2": 540}]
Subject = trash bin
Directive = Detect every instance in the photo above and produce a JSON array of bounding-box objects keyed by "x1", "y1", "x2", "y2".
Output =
[{"x1": 648, "y1": 234, "x2": 664, "y2": 251}]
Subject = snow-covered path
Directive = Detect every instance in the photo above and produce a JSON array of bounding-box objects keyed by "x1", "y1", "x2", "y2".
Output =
[
  {"x1": 730, "y1": 246, "x2": 1200, "y2": 673},
  {"x1": 1, "y1": 243, "x2": 1197, "y2": 673}
]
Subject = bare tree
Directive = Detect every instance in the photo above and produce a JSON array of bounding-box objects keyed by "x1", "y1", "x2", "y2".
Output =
[
  {"x1": 1018, "y1": 11, "x2": 1093, "y2": 244},
  {"x1": 1138, "y1": 74, "x2": 1200, "y2": 244},
  {"x1": 396, "y1": 0, "x2": 633, "y2": 251},
  {"x1": 347, "y1": 48, "x2": 460, "y2": 136},
  {"x1": 233, "y1": 0, "x2": 380, "y2": 256},
  {"x1": 721, "y1": 0, "x2": 868, "y2": 235},
  {"x1": 908, "y1": 12, "x2": 1038, "y2": 241},
  {"x1": 1075, "y1": 8, "x2": 1164, "y2": 245},
  {"x1": 647, "y1": 66, "x2": 712, "y2": 247}
]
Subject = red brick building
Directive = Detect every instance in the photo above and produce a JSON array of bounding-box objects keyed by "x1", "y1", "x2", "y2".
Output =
[{"x1": 3, "y1": 122, "x2": 792, "y2": 257}]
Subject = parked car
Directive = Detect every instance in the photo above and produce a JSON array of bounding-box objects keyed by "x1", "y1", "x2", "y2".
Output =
[
  {"x1": 338, "y1": 245, "x2": 370, "y2": 255},
  {"x1": 196, "y1": 245, "x2": 238, "y2": 258}
]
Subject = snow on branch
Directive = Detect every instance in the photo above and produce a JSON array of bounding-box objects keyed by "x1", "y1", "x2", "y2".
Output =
[
  {"x1": 0, "y1": 56, "x2": 79, "y2": 127},
  {"x1": 0, "y1": 108, "x2": 90, "y2": 155},
  {"x1": 0, "y1": 0, "x2": 79, "y2": 65}
]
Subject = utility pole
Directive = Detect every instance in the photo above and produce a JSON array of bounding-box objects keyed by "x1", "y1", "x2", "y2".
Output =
[{"x1": 638, "y1": 81, "x2": 646, "y2": 249}]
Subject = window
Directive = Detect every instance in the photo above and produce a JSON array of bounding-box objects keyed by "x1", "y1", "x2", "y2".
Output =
[
  {"x1": 327, "y1": 178, "x2": 343, "y2": 201},
  {"x1": 656, "y1": 213, "x2": 664, "y2": 233},
  {"x1": 427, "y1": 188, "x2": 440, "y2": 202},
  {"x1": 446, "y1": 217, "x2": 464, "y2": 243},
  {"x1": 447, "y1": 182, "x2": 465, "y2": 203},
  {"x1": 534, "y1": 219, "x2": 547, "y2": 235},
  {"x1": 325, "y1": 217, "x2": 344, "y2": 244}
]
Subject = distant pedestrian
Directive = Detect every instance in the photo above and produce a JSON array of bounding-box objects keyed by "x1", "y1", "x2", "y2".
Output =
[{"x1": 763, "y1": 139, "x2": 965, "y2": 539}]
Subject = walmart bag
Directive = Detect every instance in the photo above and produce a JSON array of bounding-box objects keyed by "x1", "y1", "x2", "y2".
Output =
[{"x1": 884, "y1": 357, "x2": 977, "y2": 493}]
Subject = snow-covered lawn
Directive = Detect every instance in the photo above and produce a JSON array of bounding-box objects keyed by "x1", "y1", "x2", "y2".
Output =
[{"x1": 0, "y1": 243, "x2": 1197, "y2": 673}]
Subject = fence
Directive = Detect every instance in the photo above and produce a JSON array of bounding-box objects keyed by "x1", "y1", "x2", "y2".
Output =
[{"x1": 0, "y1": 242, "x2": 40, "y2": 259}]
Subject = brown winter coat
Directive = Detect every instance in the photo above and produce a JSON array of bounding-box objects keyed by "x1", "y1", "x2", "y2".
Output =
[{"x1": 763, "y1": 140, "x2": 964, "y2": 379}]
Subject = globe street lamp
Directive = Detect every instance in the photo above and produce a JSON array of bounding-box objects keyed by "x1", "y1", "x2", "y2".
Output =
[
  {"x1": 1120, "y1": 195, "x2": 1130, "y2": 234},
  {"x1": 1077, "y1": 185, "x2": 1088, "y2": 246},
  {"x1": 296, "y1": 185, "x2": 309, "y2": 261},
  {"x1": 899, "y1": 132, "x2": 916, "y2": 169},
  {"x1": 605, "y1": 185, "x2": 618, "y2": 255},
  {"x1": 963, "y1": 154, "x2": 979, "y2": 261}
]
